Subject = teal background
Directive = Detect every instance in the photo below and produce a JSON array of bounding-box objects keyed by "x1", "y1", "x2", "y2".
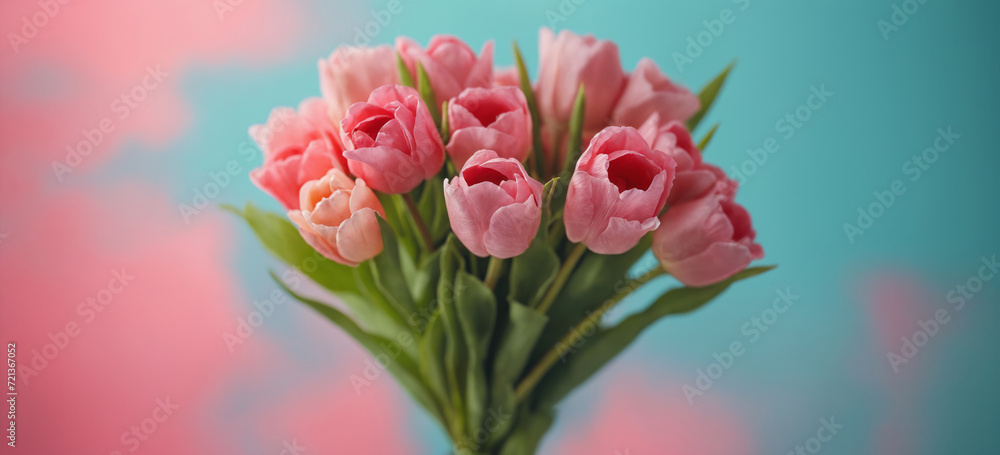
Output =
[{"x1": 174, "y1": 0, "x2": 999, "y2": 452}]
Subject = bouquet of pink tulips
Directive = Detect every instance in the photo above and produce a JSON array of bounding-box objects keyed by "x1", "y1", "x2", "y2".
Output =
[{"x1": 230, "y1": 28, "x2": 770, "y2": 455}]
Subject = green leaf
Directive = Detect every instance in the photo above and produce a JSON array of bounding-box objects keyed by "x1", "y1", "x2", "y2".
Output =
[
  {"x1": 416, "y1": 62, "x2": 441, "y2": 129},
  {"x1": 534, "y1": 265, "x2": 775, "y2": 409},
  {"x1": 353, "y1": 259, "x2": 415, "y2": 341},
  {"x1": 497, "y1": 407, "x2": 554, "y2": 455},
  {"x1": 491, "y1": 301, "x2": 548, "y2": 404},
  {"x1": 687, "y1": 62, "x2": 734, "y2": 131},
  {"x1": 396, "y1": 51, "x2": 414, "y2": 87},
  {"x1": 418, "y1": 176, "x2": 450, "y2": 243},
  {"x1": 224, "y1": 203, "x2": 357, "y2": 295},
  {"x1": 419, "y1": 312, "x2": 452, "y2": 420},
  {"x1": 370, "y1": 216, "x2": 417, "y2": 328},
  {"x1": 454, "y1": 271, "x2": 497, "y2": 432},
  {"x1": 441, "y1": 100, "x2": 450, "y2": 144},
  {"x1": 513, "y1": 42, "x2": 545, "y2": 179},
  {"x1": 270, "y1": 271, "x2": 442, "y2": 423},
  {"x1": 437, "y1": 236, "x2": 469, "y2": 431},
  {"x1": 698, "y1": 122, "x2": 720, "y2": 151},
  {"x1": 411, "y1": 249, "x2": 442, "y2": 330},
  {"x1": 508, "y1": 236, "x2": 559, "y2": 308},
  {"x1": 531, "y1": 236, "x2": 652, "y2": 362},
  {"x1": 561, "y1": 84, "x2": 586, "y2": 173},
  {"x1": 376, "y1": 193, "x2": 418, "y2": 261}
]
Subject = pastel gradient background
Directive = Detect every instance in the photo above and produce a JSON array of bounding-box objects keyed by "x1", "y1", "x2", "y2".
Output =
[{"x1": 1, "y1": 0, "x2": 998, "y2": 454}]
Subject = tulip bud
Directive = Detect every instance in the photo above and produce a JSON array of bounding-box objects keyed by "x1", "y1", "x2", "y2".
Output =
[
  {"x1": 396, "y1": 35, "x2": 494, "y2": 106},
  {"x1": 612, "y1": 58, "x2": 700, "y2": 128},
  {"x1": 288, "y1": 169, "x2": 386, "y2": 266},
  {"x1": 444, "y1": 150, "x2": 543, "y2": 258}
]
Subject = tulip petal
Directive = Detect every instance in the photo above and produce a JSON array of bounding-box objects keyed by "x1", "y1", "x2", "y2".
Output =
[
  {"x1": 483, "y1": 199, "x2": 540, "y2": 258},
  {"x1": 336, "y1": 208, "x2": 384, "y2": 265},
  {"x1": 664, "y1": 242, "x2": 754, "y2": 287}
]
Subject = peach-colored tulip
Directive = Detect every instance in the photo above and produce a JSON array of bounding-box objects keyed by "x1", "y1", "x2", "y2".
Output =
[
  {"x1": 250, "y1": 98, "x2": 345, "y2": 210},
  {"x1": 396, "y1": 35, "x2": 494, "y2": 106},
  {"x1": 564, "y1": 126, "x2": 676, "y2": 254},
  {"x1": 612, "y1": 58, "x2": 700, "y2": 127},
  {"x1": 446, "y1": 87, "x2": 532, "y2": 169},
  {"x1": 341, "y1": 85, "x2": 445, "y2": 194},
  {"x1": 288, "y1": 169, "x2": 386, "y2": 266},
  {"x1": 319, "y1": 45, "x2": 398, "y2": 128},
  {"x1": 638, "y1": 113, "x2": 717, "y2": 204},
  {"x1": 653, "y1": 192, "x2": 763, "y2": 287},
  {"x1": 444, "y1": 150, "x2": 543, "y2": 258}
]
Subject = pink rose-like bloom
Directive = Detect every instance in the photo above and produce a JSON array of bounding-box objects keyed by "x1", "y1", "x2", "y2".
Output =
[
  {"x1": 396, "y1": 35, "x2": 494, "y2": 106},
  {"x1": 250, "y1": 98, "x2": 345, "y2": 210},
  {"x1": 341, "y1": 85, "x2": 445, "y2": 194},
  {"x1": 288, "y1": 169, "x2": 386, "y2": 267},
  {"x1": 638, "y1": 113, "x2": 717, "y2": 204},
  {"x1": 653, "y1": 192, "x2": 763, "y2": 287},
  {"x1": 564, "y1": 127, "x2": 676, "y2": 254},
  {"x1": 536, "y1": 28, "x2": 626, "y2": 130},
  {"x1": 446, "y1": 87, "x2": 532, "y2": 169},
  {"x1": 444, "y1": 150, "x2": 543, "y2": 258},
  {"x1": 319, "y1": 45, "x2": 398, "y2": 128},
  {"x1": 612, "y1": 58, "x2": 700, "y2": 127}
]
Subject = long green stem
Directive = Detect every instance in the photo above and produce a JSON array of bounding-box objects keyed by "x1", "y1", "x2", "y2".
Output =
[
  {"x1": 536, "y1": 242, "x2": 588, "y2": 314},
  {"x1": 514, "y1": 267, "x2": 665, "y2": 403},
  {"x1": 484, "y1": 256, "x2": 504, "y2": 290},
  {"x1": 402, "y1": 193, "x2": 435, "y2": 253}
]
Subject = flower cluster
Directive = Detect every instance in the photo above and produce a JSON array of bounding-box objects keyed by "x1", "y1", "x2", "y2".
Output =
[{"x1": 249, "y1": 28, "x2": 762, "y2": 286}]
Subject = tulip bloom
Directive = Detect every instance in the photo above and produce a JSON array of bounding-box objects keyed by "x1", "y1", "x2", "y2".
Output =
[
  {"x1": 536, "y1": 28, "x2": 626, "y2": 130},
  {"x1": 396, "y1": 35, "x2": 494, "y2": 106},
  {"x1": 319, "y1": 45, "x2": 398, "y2": 128},
  {"x1": 341, "y1": 85, "x2": 445, "y2": 194},
  {"x1": 653, "y1": 192, "x2": 764, "y2": 287},
  {"x1": 638, "y1": 113, "x2": 717, "y2": 204},
  {"x1": 288, "y1": 169, "x2": 386, "y2": 267},
  {"x1": 250, "y1": 98, "x2": 345, "y2": 210},
  {"x1": 446, "y1": 87, "x2": 532, "y2": 168},
  {"x1": 564, "y1": 126, "x2": 676, "y2": 254},
  {"x1": 444, "y1": 150, "x2": 543, "y2": 258},
  {"x1": 612, "y1": 58, "x2": 700, "y2": 127}
]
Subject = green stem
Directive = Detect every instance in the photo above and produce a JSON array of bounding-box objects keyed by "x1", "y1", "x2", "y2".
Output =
[
  {"x1": 403, "y1": 193, "x2": 435, "y2": 253},
  {"x1": 514, "y1": 267, "x2": 665, "y2": 403},
  {"x1": 483, "y1": 256, "x2": 504, "y2": 290},
  {"x1": 535, "y1": 242, "x2": 588, "y2": 314}
]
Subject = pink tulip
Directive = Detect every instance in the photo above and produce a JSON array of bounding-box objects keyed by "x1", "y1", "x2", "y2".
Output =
[
  {"x1": 444, "y1": 149, "x2": 543, "y2": 258},
  {"x1": 653, "y1": 192, "x2": 763, "y2": 287},
  {"x1": 536, "y1": 28, "x2": 626, "y2": 131},
  {"x1": 396, "y1": 35, "x2": 494, "y2": 106},
  {"x1": 288, "y1": 168, "x2": 386, "y2": 267},
  {"x1": 612, "y1": 58, "x2": 700, "y2": 127},
  {"x1": 493, "y1": 66, "x2": 520, "y2": 87},
  {"x1": 341, "y1": 85, "x2": 445, "y2": 194},
  {"x1": 319, "y1": 45, "x2": 398, "y2": 129},
  {"x1": 637, "y1": 113, "x2": 717, "y2": 204},
  {"x1": 446, "y1": 87, "x2": 532, "y2": 169},
  {"x1": 564, "y1": 126, "x2": 676, "y2": 254},
  {"x1": 250, "y1": 98, "x2": 345, "y2": 210}
]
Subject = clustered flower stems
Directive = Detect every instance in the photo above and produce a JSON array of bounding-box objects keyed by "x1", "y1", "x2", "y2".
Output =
[{"x1": 236, "y1": 29, "x2": 772, "y2": 455}]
